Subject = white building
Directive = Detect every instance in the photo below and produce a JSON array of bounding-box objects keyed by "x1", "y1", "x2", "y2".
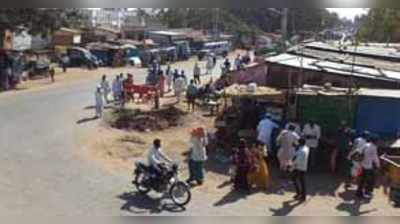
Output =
[{"x1": 88, "y1": 8, "x2": 139, "y2": 30}]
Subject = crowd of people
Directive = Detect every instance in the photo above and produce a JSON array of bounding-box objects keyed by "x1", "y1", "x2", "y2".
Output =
[
  {"x1": 249, "y1": 114, "x2": 380, "y2": 201},
  {"x1": 93, "y1": 54, "x2": 238, "y2": 117},
  {"x1": 89, "y1": 49, "x2": 386, "y2": 207},
  {"x1": 145, "y1": 112, "x2": 382, "y2": 205}
]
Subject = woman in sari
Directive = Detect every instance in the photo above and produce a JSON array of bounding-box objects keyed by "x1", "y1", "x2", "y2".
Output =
[
  {"x1": 233, "y1": 139, "x2": 253, "y2": 192},
  {"x1": 248, "y1": 144, "x2": 271, "y2": 190}
]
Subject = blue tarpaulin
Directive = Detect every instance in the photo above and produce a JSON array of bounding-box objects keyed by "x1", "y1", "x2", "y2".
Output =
[{"x1": 355, "y1": 96, "x2": 400, "y2": 137}]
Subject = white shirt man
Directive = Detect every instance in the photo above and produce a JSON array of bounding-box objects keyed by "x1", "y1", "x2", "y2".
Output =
[
  {"x1": 294, "y1": 144, "x2": 310, "y2": 172},
  {"x1": 277, "y1": 128, "x2": 300, "y2": 170},
  {"x1": 112, "y1": 78, "x2": 121, "y2": 99},
  {"x1": 353, "y1": 137, "x2": 367, "y2": 151},
  {"x1": 302, "y1": 123, "x2": 321, "y2": 149},
  {"x1": 359, "y1": 142, "x2": 380, "y2": 170},
  {"x1": 95, "y1": 86, "x2": 104, "y2": 118},
  {"x1": 174, "y1": 76, "x2": 186, "y2": 102},
  {"x1": 190, "y1": 136, "x2": 208, "y2": 162},
  {"x1": 147, "y1": 145, "x2": 172, "y2": 171},
  {"x1": 257, "y1": 116, "x2": 279, "y2": 154}
]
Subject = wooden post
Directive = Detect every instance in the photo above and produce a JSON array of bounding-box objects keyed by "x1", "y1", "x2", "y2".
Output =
[{"x1": 154, "y1": 89, "x2": 160, "y2": 110}]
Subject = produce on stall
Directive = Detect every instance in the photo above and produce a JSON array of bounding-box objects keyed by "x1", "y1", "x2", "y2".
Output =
[{"x1": 214, "y1": 84, "x2": 285, "y2": 152}]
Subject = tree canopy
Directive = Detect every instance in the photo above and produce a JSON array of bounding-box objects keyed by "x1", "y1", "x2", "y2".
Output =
[
  {"x1": 356, "y1": 9, "x2": 400, "y2": 43},
  {"x1": 155, "y1": 8, "x2": 342, "y2": 39},
  {"x1": 0, "y1": 9, "x2": 86, "y2": 36}
]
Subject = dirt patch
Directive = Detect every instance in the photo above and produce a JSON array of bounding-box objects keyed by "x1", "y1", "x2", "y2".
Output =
[
  {"x1": 106, "y1": 106, "x2": 187, "y2": 132},
  {"x1": 82, "y1": 99, "x2": 233, "y2": 194}
]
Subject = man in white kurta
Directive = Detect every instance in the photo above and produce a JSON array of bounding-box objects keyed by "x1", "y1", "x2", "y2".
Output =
[
  {"x1": 95, "y1": 85, "x2": 104, "y2": 118},
  {"x1": 174, "y1": 76, "x2": 186, "y2": 103},
  {"x1": 277, "y1": 125, "x2": 300, "y2": 171}
]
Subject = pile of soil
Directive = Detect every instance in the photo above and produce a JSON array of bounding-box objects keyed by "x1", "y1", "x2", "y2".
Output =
[{"x1": 110, "y1": 106, "x2": 187, "y2": 132}]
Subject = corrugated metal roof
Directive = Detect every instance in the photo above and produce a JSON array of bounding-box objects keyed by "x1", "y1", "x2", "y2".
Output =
[
  {"x1": 305, "y1": 42, "x2": 400, "y2": 61},
  {"x1": 265, "y1": 53, "x2": 400, "y2": 83},
  {"x1": 357, "y1": 88, "x2": 400, "y2": 99},
  {"x1": 59, "y1": 27, "x2": 82, "y2": 34},
  {"x1": 296, "y1": 85, "x2": 400, "y2": 99},
  {"x1": 149, "y1": 30, "x2": 182, "y2": 36},
  {"x1": 289, "y1": 47, "x2": 400, "y2": 72}
]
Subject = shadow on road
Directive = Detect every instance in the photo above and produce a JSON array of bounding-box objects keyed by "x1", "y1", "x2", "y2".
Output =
[
  {"x1": 213, "y1": 190, "x2": 248, "y2": 207},
  {"x1": 117, "y1": 192, "x2": 186, "y2": 214},
  {"x1": 76, "y1": 116, "x2": 99, "y2": 124},
  {"x1": 269, "y1": 199, "x2": 304, "y2": 216},
  {"x1": 335, "y1": 189, "x2": 377, "y2": 216},
  {"x1": 84, "y1": 105, "x2": 115, "y2": 110}
]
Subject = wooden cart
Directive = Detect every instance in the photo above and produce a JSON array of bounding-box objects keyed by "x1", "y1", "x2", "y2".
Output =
[{"x1": 381, "y1": 155, "x2": 400, "y2": 207}]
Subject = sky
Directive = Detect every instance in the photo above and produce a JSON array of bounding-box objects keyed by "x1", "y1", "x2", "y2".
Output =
[{"x1": 326, "y1": 8, "x2": 369, "y2": 20}]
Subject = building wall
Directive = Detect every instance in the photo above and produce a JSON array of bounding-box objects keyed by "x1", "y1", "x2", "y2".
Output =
[
  {"x1": 297, "y1": 95, "x2": 355, "y2": 136},
  {"x1": 53, "y1": 34, "x2": 79, "y2": 46},
  {"x1": 231, "y1": 64, "x2": 268, "y2": 86}
]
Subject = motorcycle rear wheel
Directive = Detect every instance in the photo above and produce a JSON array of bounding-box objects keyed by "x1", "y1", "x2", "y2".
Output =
[
  {"x1": 135, "y1": 172, "x2": 151, "y2": 194},
  {"x1": 169, "y1": 181, "x2": 191, "y2": 207}
]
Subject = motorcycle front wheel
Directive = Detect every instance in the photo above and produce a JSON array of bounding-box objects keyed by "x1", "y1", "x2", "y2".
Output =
[
  {"x1": 135, "y1": 172, "x2": 151, "y2": 194},
  {"x1": 169, "y1": 181, "x2": 191, "y2": 207}
]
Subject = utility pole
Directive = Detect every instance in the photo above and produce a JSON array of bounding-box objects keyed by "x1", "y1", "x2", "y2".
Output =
[
  {"x1": 213, "y1": 8, "x2": 219, "y2": 40},
  {"x1": 281, "y1": 8, "x2": 289, "y2": 42}
]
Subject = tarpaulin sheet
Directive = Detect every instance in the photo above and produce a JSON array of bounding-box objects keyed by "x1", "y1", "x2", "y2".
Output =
[{"x1": 355, "y1": 96, "x2": 400, "y2": 137}]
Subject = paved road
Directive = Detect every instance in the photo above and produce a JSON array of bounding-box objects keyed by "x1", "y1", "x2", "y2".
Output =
[{"x1": 0, "y1": 57, "x2": 231, "y2": 215}]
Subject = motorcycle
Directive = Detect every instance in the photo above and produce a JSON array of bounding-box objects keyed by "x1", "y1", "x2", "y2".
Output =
[{"x1": 133, "y1": 162, "x2": 191, "y2": 207}]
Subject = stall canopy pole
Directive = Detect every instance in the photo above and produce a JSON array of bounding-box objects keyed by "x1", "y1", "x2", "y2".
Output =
[{"x1": 288, "y1": 68, "x2": 293, "y2": 119}]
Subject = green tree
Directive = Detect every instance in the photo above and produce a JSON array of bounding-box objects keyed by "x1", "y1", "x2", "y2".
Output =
[
  {"x1": 0, "y1": 8, "x2": 85, "y2": 38},
  {"x1": 357, "y1": 9, "x2": 400, "y2": 43}
]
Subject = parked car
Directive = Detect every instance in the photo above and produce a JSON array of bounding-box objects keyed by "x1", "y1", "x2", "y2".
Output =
[
  {"x1": 197, "y1": 41, "x2": 230, "y2": 60},
  {"x1": 123, "y1": 45, "x2": 142, "y2": 67},
  {"x1": 140, "y1": 48, "x2": 161, "y2": 67},
  {"x1": 160, "y1": 46, "x2": 177, "y2": 64},
  {"x1": 174, "y1": 41, "x2": 191, "y2": 60},
  {"x1": 67, "y1": 47, "x2": 100, "y2": 69}
]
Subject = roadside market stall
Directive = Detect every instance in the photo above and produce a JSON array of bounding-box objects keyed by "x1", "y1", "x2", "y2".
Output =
[
  {"x1": 214, "y1": 84, "x2": 285, "y2": 151},
  {"x1": 381, "y1": 154, "x2": 400, "y2": 207}
]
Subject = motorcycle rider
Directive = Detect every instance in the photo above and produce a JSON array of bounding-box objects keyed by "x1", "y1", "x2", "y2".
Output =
[{"x1": 147, "y1": 139, "x2": 173, "y2": 183}]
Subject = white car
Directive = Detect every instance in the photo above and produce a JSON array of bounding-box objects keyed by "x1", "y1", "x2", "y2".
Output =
[{"x1": 127, "y1": 57, "x2": 142, "y2": 67}]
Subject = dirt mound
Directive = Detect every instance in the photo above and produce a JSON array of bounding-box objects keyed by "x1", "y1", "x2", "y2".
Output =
[{"x1": 108, "y1": 106, "x2": 187, "y2": 132}]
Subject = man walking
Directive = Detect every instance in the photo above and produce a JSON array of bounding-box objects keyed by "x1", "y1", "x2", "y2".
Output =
[
  {"x1": 61, "y1": 54, "x2": 69, "y2": 73},
  {"x1": 193, "y1": 62, "x2": 201, "y2": 84},
  {"x1": 257, "y1": 114, "x2": 279, "y2": 159},
  {"x1": 302, "y1": 120, "x2": 321, "y2": 172},
  {"x1": 94, "y1": 85, "x2": 104, "y2": 118},
  {"x1": 291, "y1": 138, "x2": 310, "y2": 202},
  {"x1": 277, "y1": 125, "x2": 300, "y2": 171},
  {"x1": 186, "y1": 79, "x2": 198, "y2": 112},
  {"x1": 100, "y1": 75, "x2": 111, "y2": 104},
  {"x1": 112, "y1": 75, "x2": 121, "y2": 102},
  {"x1": 356, "y1": 136, "x2": 380, "y2": 199},
  {"x1": 187, "y1": 128, "x2": 208, "y2": 186}
]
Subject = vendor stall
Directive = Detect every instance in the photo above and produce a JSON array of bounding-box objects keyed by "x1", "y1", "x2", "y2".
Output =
[
  {"x1": 381, "y1": 154, "x2": 400, "y2": 207},
  {"x1": 215, "y1": 84, "x2": 285, "y2": 150}
]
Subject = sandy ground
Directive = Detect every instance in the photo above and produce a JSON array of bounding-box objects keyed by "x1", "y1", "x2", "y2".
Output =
[
  {"x1": 80, "y1": 92, "x2": 400, "y2": 215},
  {"x1": 81, "y1": 94, "x2": 230, "y2": 194}
]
